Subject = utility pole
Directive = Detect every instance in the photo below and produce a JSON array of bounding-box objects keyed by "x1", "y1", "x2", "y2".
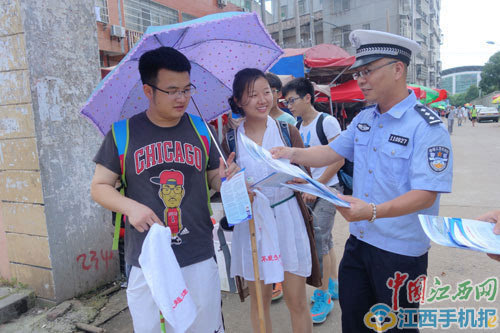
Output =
[
  {"x1": 309, "y1": 0, "x2": 315, "y2": 46},
  {"x1": 261, "y1": 0, "x2": 266, "y2": 25},
  {"x1": 277, "y1": 0, "x2": 283, "y2": 47},
  {"x1": 294, "y1": 0, "x2": 300, "y2": 47}
]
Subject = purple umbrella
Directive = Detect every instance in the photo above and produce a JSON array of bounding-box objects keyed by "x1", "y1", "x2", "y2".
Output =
[{"x1": 80, "y1": 12, "x2": 283, "y2": 137}]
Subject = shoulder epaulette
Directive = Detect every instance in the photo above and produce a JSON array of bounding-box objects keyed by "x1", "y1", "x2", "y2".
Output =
[{"x1": 414, "y1": 104, "x2": 442, "y2": 125}]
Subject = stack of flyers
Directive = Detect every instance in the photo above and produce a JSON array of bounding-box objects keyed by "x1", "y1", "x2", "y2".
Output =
[
  {"x1": 418, "y1": 214, "x2": 500, "y2": 254},
  {"x1": 240, "y1": 132, "x2": 350, "y2": 208}
]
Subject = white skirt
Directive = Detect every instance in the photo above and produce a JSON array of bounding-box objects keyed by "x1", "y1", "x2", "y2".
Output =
[{"x1": 230, "y1": 188, "x2": 312, "y2": 283}]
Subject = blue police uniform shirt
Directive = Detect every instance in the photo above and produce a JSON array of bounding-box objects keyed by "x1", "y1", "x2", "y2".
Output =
[{"x1": 330, "y1": 91, "x2": 453, "y2": 257}]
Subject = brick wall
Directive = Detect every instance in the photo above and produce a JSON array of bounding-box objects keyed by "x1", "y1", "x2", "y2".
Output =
[
  {"x1": 1, "y1": 0, "x2": 119, "y2": 303},
  {"x1": 0, "y1": 0, "x2": 55, "y2": 298}
]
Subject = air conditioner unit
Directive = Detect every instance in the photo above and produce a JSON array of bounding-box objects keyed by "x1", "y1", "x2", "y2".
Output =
[
  {"x1": 110, "y1": 25, "x2": 126, "y2": 38},
  {"x1": 217, "y1": 0, "x2": 228, "y2": 7}
]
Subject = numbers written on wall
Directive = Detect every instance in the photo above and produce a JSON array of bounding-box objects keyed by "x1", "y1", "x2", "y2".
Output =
[{"x1": 76, "y1": 249, "x2": 113, "y2": 271}]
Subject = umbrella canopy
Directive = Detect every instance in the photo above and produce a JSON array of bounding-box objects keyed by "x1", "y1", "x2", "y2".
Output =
[
  {"x1": 408, "y1": 84, "x2": 439, "y2": 104},
  {"x1": 492, "y1": 93, "x2": 500, "y2": 99},
  {"x1": 432, "y1": 88, "x2": 448, "y2": 103},
  {"x1": 80, "y1": 12, "x2": 283, "y2": 135},
  {"x1": 493, "y1": 96, "x2": 500, "y2": 104},
  {"x1": 408, "y1": 85, "x2": 425, "y2": 100},
  {"x1": 429, "y1": 101, "x2": 447, "y2": 109}
]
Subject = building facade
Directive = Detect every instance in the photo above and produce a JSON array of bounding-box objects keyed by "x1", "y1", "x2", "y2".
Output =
[
  {"x1": 440, "y1": 66, "x2": 483, "y2": 95},
  {"x1": 266, "y1": 0, "x2": 324, "y2": 48},
  {"x1": 94, "y1": 0, "x2": 245, "y2": 69},
  {"x1": 265, "y1": 0, "x2": 442, "y2": 87},
  {"x1": 322, "y1": 0, "x2": 442, "y2": 87}
]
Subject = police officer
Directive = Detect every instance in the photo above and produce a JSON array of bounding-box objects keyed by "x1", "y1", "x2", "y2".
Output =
[{"x1": 271, "y1": 29, "x2": 453, "y2": 332}]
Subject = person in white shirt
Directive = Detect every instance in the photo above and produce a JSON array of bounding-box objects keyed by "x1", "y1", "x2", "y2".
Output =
[
  {"x1": 446, "y1": 106, "x2": 457, "y2": 134},
  {"x1": 282, "y1": 77, "x2": 344, "y2": 324}
]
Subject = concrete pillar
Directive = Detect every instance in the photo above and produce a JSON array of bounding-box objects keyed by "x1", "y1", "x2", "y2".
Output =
[{"x1": 0, "y1": 0, "x2": 118, "y2": 303}]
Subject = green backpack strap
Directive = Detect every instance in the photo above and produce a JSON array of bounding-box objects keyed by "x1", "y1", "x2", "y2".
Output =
[
  {"x1": 111, "y1": 119, "x2": 129, "y2": 251},
  {"x1": 187, "y1": 114, "x2": 213, "y2": 215}
]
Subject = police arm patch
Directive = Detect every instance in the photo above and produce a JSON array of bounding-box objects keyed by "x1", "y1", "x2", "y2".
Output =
[{"x1": 428, "y1": 146, "x2": 450, "y2": 172}]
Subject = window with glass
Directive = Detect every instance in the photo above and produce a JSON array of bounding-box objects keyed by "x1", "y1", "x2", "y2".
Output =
[
  {"x1": 362, "y1": 23, "x2": 370, "y2": 30},
  {"x1": 334, "y1": 0, "x2": 350, "y2": 13},
  {"x1": 455, "y1": 74, "x2": 478, "y2": 94},
  {"x1": 333, "y1": 25, "x2": 351, "y2": 47},
  {"x1": 440, "y1": 76, "x2": 453, "y2": 93},
  {"x1": 298, "y1": 0, "x2": 306, "y2": 15},
  {"x1": 124, "y1": 0, "x2": 178, "y2": 33},
  {"x1": 281, "y1": 5, "x2": 287, "y2": 19},
  {"x1": 182, "y1": 13, "x2": 197, "y2": 22},
  {"x1": 95, "y1": 0, "x2": 109, "y2": 23}
]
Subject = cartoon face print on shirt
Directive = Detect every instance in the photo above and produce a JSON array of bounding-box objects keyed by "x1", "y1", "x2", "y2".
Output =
[{"x1": 150, "y1": 169, "x2": 188, "y2": 245}]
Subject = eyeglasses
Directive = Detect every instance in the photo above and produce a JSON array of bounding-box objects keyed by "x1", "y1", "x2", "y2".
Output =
[
  {"x1": 282, "y1": 96, "x2": 302, "y2": 107},
  {"x1": 161, "y1": 185, "x2": 182, "y2": 195},
  {"x1": 147, "y1": 83, "x2": 196, "y2": 98},
  {"x1": 351, "y1": 60, "x2": 398, "y2": 80}
]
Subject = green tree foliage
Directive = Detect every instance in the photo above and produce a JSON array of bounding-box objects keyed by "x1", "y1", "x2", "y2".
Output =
[
  {"x1": 449, "y1": 85, "x2": 479, "y2": 106},
  {"x1": 464, "y1": 85, "x2": 479, "y2": 102},
  {"x1": 479, "y1": 51, "x2": 500, "y2": 94},
  {"x1": 449, "y1": 93, "x2": 465, "y2": 106}
]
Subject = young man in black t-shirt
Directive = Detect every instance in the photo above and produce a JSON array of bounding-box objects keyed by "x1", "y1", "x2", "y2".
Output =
[{"x1": 91, "y1": 47, "x2": 238, "y2": 332}]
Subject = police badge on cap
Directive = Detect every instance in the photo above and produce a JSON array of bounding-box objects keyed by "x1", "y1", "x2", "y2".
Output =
[{"x1": 349, "y1": 30, "x2": 421, "y2": 70}]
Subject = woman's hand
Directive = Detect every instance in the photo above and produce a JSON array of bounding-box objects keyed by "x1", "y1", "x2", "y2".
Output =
[{"x1": 219, "y1": 152, "x2": 240, "y2": 180}]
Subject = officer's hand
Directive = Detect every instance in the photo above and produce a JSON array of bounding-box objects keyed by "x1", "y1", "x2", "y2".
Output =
[
  {"x1": 302, "y1": 193, "x2": 317, "y2": 204},
  {"x1": 270, "y1": 146, "x2": 294, "y2": 160},
  {"x1": 475, "y1": 210, "x2": 500, "y2": 262},
  {"x1": 219, "y1": 152, "x2": 240, "y2": 181},
  {"x1": 127, "y1": 202, "x2": 163, "y2": 233},
  {"x1": 335, "y1": 195, "x2": 372, "y2": 222}
]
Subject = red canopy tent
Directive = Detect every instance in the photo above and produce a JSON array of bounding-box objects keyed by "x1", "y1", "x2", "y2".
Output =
[
  {"x1": 330, "y1": 80, "x2": 365, "y2": 102},
  {"x1": 271, "y1": 44, "x2": 355, "y2": 83},
  {"x1": 303, "y1": 44, "x2": 355, "y2": 68}
]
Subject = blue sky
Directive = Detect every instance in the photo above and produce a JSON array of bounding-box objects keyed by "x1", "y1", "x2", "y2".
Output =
[{"x1": 440, "y1": 0, "x2": 500, "y2": 69}]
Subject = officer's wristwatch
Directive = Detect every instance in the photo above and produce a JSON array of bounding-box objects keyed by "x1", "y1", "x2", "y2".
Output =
[{"x1": 368, "y1": 203, "x2": 377, "y2": 223}]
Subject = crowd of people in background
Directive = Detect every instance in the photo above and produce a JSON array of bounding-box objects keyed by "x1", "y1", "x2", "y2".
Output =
[{"x1": 442, "y1": 104, "x2": 481, "y2": 134}]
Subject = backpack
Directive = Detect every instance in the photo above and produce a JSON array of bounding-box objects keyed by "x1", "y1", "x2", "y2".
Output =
[
  {"x1": 296, "y1": 112, "x2": 353, "y2": 195},
  {"x1": 110, "y1": 114, "x2": 212, "y2": 250}
]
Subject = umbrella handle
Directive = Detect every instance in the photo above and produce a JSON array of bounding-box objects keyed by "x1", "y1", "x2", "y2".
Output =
[
  {"x1": 247, "y1": 194, "x2": 266, "y2": 333},
  {"x1": 191, "y1": 97, "x2": 228, "y2": 168}
]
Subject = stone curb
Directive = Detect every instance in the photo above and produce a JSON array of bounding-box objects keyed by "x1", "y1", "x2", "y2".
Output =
[{"x1": 0, "y1": 288, "x2": 35, "y2": 324}]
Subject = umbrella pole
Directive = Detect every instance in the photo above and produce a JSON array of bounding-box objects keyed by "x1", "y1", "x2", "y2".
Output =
[
  {"x1": 327, "y1": 66, "x2": 349, "y2": 87},
  {"x1": 190, "y1": 97, "x2": 228, "y2": 167},
  {"x1": 247, "y1": 194, "x2": 266, "y2": 333}
]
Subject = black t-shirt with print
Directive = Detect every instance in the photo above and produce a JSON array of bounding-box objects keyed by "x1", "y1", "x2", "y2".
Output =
[{"x1": 94, "y1": 112, "x2": 220, "y2": 268}]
